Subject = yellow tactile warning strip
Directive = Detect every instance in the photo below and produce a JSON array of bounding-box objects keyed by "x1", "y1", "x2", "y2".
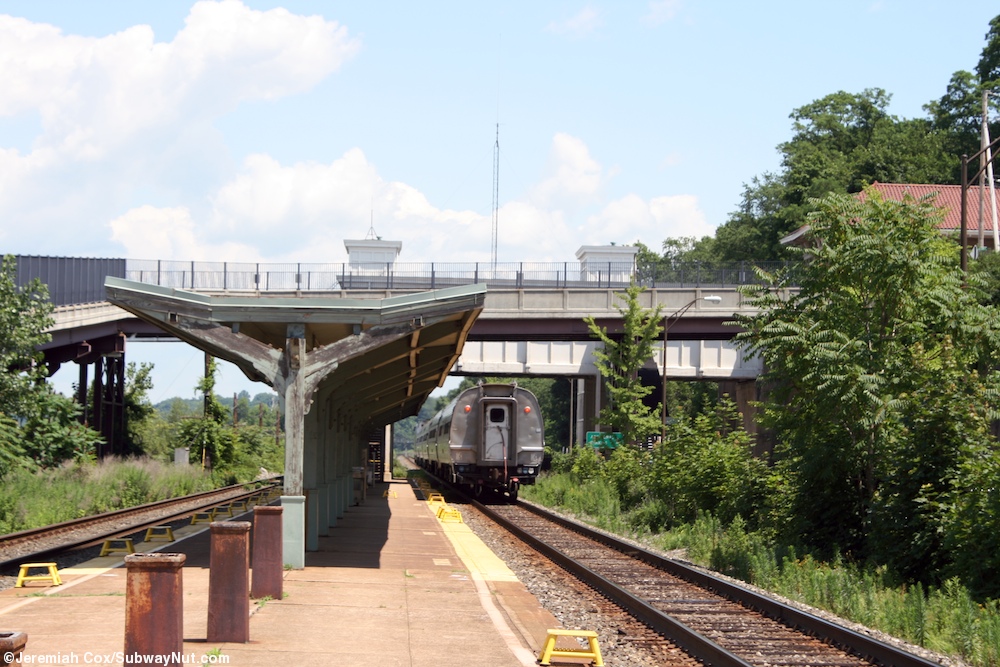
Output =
[
  {"x1": 439, "y1": 519, "x2": 520, "y2": 583},
  {"x1": 432, "y1": 505, "x2": 537, "y2": 666}
]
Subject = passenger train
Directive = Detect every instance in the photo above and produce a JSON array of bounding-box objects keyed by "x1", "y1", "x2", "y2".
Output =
[{"x1": 413, "y1": 383, "x2": 545, "y2": 500}]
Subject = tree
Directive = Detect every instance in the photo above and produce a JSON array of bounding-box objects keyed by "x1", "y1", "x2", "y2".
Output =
[
  {"x1": 736, "y1": 190, "x2": 1000, "y2": 572},
  {"x1": 20, "y1": 389, "x2": 102, "y2": 468},
  {"x1": 926, "y1": 14, "x2": 1000, "y2": 166},
  {"x1": 182, "y1": 357, "x2": 232, "y2": 468},
  {"x1": 123, "y1": 362, "x2": 156, "y2": 454},
  {"x1": 0, "y1": 255, "x2": 54, "y2": 419},
  {"x1": 585, "y1": 284, "x2": 663, "y2": 446}
]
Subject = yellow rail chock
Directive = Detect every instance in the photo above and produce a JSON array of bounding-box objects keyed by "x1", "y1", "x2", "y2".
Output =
[
  {"x1": 426, "y1": 493, "x2": 446, "y2": 505},
  {"x1": 436, "y1": 506, "x2": 463, "y2": 523},
  {"x1": 539, "y1": 629, "x2": 603, "y2": 666},
  {"x1": 99, "y1": 538, "x2": 136, "y2": 557},
  {"x1": 382, "y1": 489, "x2": 398, "y2": 498},
  {"x1": 144, "y1": 525, "x2": 175, "y2": 542},
  {"x1": 15, "y1": 562, "x2": 62, "y2": 588},
  {"x1": 229, "y1": 500, "x2": 248, "y2": 514},
  {"x1": 215, "y1": 504, "x2": 236, "y2": 518},
  {"x1": 190, "y1": 511, "x2": 215, "y2": 524}
]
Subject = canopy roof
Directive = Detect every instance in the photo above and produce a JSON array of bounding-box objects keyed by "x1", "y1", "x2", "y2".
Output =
[{"x1": 105, "y1": 277, "x2": 486, "y2": 426}]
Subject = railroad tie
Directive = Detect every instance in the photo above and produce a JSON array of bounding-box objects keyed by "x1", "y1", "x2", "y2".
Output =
[
  {"x1": 99, "y1": 538, "x2": 135, "y2": 557},
  {"x1": 15, "y1": 562, "x2": 62, "y2": 588},
  {"x1": 539, "y1": 629, "x2": 603, "y2": 667}
]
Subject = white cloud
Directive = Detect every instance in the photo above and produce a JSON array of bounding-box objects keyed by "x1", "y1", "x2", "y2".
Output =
[
  {"x1": 643, "y1": 0, "x2": 682, "y2": 26},
  {"x1": 0, "y1": 1, "x2": 359, "y2": 160},
  {"x1": 112, "y1": 132, "x2": 708, "y2": 264},
  {"x1": 530, "y1": 133, "x2": 604, "y2": 209},
  {"x1": 109, "y1": 204, "x2": 261, "y2": 260},
  {"x1": 546, "y1": 7, "x2": 602, "y2": 39},
  {"x1": 0, "y1": 0, "x2": 711, "y2": 267},
  {"x1": 580, "y1": 192, "x2": 713, "y2": 246},
  {"x1": 0, "y1": 1, "x2": 360, "y2": 255}
]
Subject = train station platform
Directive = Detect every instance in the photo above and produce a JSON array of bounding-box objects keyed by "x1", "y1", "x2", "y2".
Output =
[{"x1": 0, "y1": 479, "x2": 562, "y2": 667}]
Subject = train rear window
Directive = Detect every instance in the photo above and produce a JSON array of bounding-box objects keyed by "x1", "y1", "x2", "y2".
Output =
[{"x1": 489, "y1": 407, "x2": 506, "y2": 423}]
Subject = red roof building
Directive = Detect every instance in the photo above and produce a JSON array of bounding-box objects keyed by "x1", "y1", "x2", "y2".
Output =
[{"x1": 781, "y1": 182, "x2": 1000, "y2": 249}]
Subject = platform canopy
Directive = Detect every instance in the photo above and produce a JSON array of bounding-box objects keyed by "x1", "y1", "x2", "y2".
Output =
[{"x1": 104, "y1": 277, "x2": 486, "y2": 427}]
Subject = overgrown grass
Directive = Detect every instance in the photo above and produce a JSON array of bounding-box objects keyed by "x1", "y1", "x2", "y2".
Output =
[
  {"x1": 525, "y1": 473, "x2": 1000, "y2": 667},
  {"x1": 0, "y1": 457, "x2": 217, "y2": 534}
]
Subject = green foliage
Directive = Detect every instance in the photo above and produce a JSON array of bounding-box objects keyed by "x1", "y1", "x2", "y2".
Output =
[
  {"x1": 0, "y1": 414, "x2": 28, "y2": 478},
  {"x1": 20, "y1": 389, "x2": 102, "y2": 468},
  {"x1": 737, "y1": 190, "x2": 1000, "y2": 581},
  {"x1": 0, "y1": 457, "x2": 216, "y2": 534},
  {"x1": 124, "y1": 362, "x2": 156, "y2": 455},
  {"x1": 149, "y1": 361, "x2": 285, "y2": 483},
  {"x1": 0, "y1": 254, "x2": 54, "y2": 419},
  {"x1": 651, "y1": 517, "x2": 1000, "y2": 667},
  {"x1": 942, "y1": 441, "x2": 1000, "y2": 600},
  {"x1": 529, "y1": 397, "x2": 768, "y2": 537},
  {"x1": 585, "y1": 284, "x2": 663, "y2": 445}
]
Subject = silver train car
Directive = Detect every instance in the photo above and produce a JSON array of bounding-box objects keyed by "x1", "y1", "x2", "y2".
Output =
[{"x1": 414, "y1": 383, "x2": 545, "y2": 500}]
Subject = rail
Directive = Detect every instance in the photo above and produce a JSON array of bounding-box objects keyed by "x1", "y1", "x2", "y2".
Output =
[
  {"x1": 505, "y1": 500, "x2": 939, "y2": 667},
  {"x1": 410, "y1": 458, "x2": 938, "y2": 667},
  {"x1": 0, "y1": 477, "x2": 282, "y2": 569}
]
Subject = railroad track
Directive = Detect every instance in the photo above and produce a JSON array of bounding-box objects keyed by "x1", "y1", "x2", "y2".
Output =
[
  {"x1": 0, "y1": 477, "x2": 282, "y2": 570},
  {"x1": 462, "y1": 494, "x2": 941, "y2": 667}
]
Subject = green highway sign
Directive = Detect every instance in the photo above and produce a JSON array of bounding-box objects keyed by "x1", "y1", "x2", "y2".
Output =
[{"x1": 585, "y1": 431, "x2": 623, "y2": 449}]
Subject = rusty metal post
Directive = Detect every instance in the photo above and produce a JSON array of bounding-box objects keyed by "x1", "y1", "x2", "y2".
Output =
[
  {"x1": 124, "y1": 553, "x2": 185, "y2": 665},
  {"x1": 207, "y1": 521, "x2": 251, "y2": 643},
  {"x1": 0, "y1": 631, "x2": 27, "y2": 667},
  {"x1": 251, "y1": 505, "x2": 284, "y2": 600}
]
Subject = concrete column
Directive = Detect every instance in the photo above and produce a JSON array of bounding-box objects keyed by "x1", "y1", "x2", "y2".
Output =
[
  {"x1": 317, "y1": 485, "x2": 330, "y2": 536},
  {"x1": 281, "y1": 328, "x2": 306, "y2": 568},
  {"x1": 582, "y1": 373, "x2": 599, "y2": 434},
  {"x1": 327, "y1": 482, "x2": 338, "y2": 528},
  {"x1": 207, "y1": 521, "x2": 251, "y2": 643},
  {"x1": 282, "y1": 333, "x2": 306, "y2": 497},
  {"x1": 281, "y1": 495, "x2": 306, "y2": 569},
  {"x1": 124, "y1": 553, "x2": 185, "y2": 665},
  {"x1": 305, "y1": 490, "x2": 319, "y2": 552}
]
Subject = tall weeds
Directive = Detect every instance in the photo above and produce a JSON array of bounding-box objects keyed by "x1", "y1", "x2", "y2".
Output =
[
  {"x1": 525, "y1": 473, "x2": 1000, "y2": 667},
  {"x1": 0, "y1": 457, "x2": 215, "y2": 534}
]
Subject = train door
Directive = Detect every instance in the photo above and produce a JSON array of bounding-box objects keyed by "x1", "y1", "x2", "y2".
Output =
[{"x1": 483, "y1": 403, "x2": 511, "y2": 462}]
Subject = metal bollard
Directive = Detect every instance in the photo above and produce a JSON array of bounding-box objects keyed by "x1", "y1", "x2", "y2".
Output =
[
  {"x1": 124, "y1": 553, "x2": 185, "y2": 666},
  {"x1": 251, "y1": 505, "x2": 284, "y2": 600},
  {"x1": 207, "y1": 521, "x2": 251, "y2": 643},
  {"x1": 0, "y1": 631, "x2": 27, "y2": 667}
]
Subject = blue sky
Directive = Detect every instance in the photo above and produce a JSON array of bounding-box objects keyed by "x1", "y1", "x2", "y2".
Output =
[{"x1": 3, "y1": 0, "x2": 996, "y2": 400}]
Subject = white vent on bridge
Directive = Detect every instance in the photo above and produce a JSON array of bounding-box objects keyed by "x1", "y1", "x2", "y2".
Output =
[{"x1": 344, "y1": 238, "x2": 402, "y2": 270}]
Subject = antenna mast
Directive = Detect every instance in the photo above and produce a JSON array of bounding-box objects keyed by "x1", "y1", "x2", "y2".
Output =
[{"x1": 491, "y1": 123, "x2": 499, "y2": 268}]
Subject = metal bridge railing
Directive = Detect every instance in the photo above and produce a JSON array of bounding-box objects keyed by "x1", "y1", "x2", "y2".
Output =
[{"x1": 14, "y1": 255, "x2": 797, "y2": 307}]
